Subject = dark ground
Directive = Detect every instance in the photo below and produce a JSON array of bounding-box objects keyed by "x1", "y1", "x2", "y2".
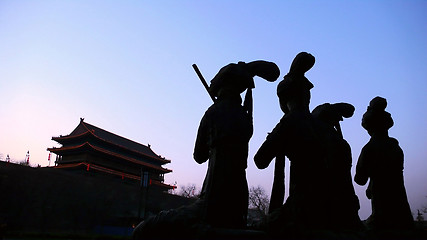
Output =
[
  {"x1": 0, "y1": 161, "x2": 193, "y2": 239},
  {"x1": 1, "y1": 162, "x2": 426, "y2": 240}
]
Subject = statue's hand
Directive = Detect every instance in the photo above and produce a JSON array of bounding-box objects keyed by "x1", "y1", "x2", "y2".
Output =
[{"x1": 366, "y1": 188, "x2": 372, "y2": 199}]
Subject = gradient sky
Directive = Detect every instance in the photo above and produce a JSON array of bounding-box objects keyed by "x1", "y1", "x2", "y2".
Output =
[{"x1": 1, "y1": 1, "x2": 426, "y2": 220}]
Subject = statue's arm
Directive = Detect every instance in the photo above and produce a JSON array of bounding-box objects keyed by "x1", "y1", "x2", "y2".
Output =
[
  {"x1": 193, "y1": 114, "x2": 210, "y2": 164},
  {"x1": 393, "y1": 138, "x2": 405, "y2": 171},
  {"x1": 254, "y1": 124, "x2": 283, "y2": 169},
  {"x1": 354, "y1": 146, "x2": 370, "y2": 186},
  {"x1": 254, "y1": 140, "x2": 276, "y2": 169}
]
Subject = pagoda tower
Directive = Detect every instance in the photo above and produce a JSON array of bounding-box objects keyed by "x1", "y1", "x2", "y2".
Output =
[{"x1": 48, "y1": 118, "x2": 173, "y2": 191}]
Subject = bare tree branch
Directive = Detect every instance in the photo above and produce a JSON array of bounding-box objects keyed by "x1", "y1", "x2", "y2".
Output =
[
  {"x1": 249, "y1": 186, "x2": 269, "y2": 215},
  {"x1": 178, "y1": 184, "x2": 200, "y2": 199}
]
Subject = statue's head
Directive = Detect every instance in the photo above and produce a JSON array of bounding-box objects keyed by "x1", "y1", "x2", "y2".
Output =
[
  {"x1": 289, "y1": 52, "x2": 315, "y2": 75},
  {"x1": 312, "y1": 102, "x2": 355, "y2": 125},
  {"x1": 362, "y1": 96, "x2": 394, "y2": 134},
  {"x1": 209, "y1": 62, "x2": 251, "y2": 97},
  {"x1": 276, "y1": 52, "x2": 315, "y2": 113},
  {"x1": 277, "y1": 74, "x2": 313, "y2": 102},
  {"x1": 209, "y1": 61, "x2": 280, "y2": 97}
]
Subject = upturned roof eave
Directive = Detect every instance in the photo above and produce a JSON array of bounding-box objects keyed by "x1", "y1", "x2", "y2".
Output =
[
  {"x1": 48, "y1": 143, "x2": 171, "y2": 174},
  {"x1": 80, "y1": 121, "x2": 172, "y2": 164},
  {"x1": 54, "y1": 162, "x2": 174, "y2": 188},
  {"x1": 51, "y1": 129, "x2": 170, "y2": 165}
]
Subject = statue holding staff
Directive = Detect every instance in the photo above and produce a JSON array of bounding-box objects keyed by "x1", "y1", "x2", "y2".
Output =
[{"x1": 194, "y1": 60, "x2": 279, "y2": 228}]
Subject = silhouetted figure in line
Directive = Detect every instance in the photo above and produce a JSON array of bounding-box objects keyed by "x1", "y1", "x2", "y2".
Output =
[
  {"x1": 255, "y1": 52, "x2": 332, "y2": 238},
  {"x1": 133, "y1": 61, "x2": 279, "y2": 240},
  {"x1": 355, "y1": 97, "x2": 414, "y2": 232},
  {"x1": 194, "y1": 60, "x2": 279, "y2": 229},
  {"x1": 312, "y1": 103, "x2": 364, "y2": 231}
]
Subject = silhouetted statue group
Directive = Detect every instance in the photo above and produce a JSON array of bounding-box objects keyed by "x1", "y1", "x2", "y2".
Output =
[{"x1": 133, "y1": 52, "x2": 416, "y2": 240}]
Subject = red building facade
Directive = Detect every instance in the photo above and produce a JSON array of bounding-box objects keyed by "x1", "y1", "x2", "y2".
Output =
[{"x1": 48, "y1": 118, "x2": 173, "y2": 191}]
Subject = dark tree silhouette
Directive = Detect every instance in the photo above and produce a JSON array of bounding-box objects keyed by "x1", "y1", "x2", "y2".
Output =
[
  {"x1": 178, "y1": 184, "x2": 200, "y2": 199},
  {"x1": 248, "y1": 185, "x2": 269, "y2": 216}
]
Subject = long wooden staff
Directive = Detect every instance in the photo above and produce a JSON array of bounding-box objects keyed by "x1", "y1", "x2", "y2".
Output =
[{"x1": 192, "y1": 64, "x2": 216, "y2": 103}]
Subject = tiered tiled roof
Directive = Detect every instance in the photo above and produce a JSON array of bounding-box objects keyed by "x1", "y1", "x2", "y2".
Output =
[
  {"x1": 48, "y1": 142, "x2": 171, "y2": 173},
  {"x1": 48, "y1": 119, "x2": 173, "y2": 189},
  {"x1": 50, "y1": 118, "x2": 170, "y2": 165}
]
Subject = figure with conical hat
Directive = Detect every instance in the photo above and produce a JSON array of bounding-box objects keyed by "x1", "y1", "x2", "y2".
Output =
[
  {"x1": 194, "y1": 60, "x2": 280, "y2": 228},
  {"x1": 255, "y1": 52, "x2": 332, "y2": 237},
  {"x1": 355, "y1": 96, "x2": 414, "y2": 231}
]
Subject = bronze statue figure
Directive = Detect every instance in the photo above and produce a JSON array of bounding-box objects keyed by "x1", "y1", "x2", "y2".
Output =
[
  {"x1": 133, "y1": 61, "x2": 279, "y2": 239},
  {"x1": 255, "y1": 52, "x2": 331, "y2": 237},
  {"x1": 255, "y1": 53, "x2": 365, "y2": 238},
  {"x1": 355, "y1": 96, "x2": 414, "y2": 231},
  {"x1": 266, "y1": 52, "x2": 316, "y2": 215},
  {"x1": 312, "y1": 103, "x2": 363, "y2": 231},
  {"x1": 194, "y1": 60, "x2": 279, "y2": 228}
]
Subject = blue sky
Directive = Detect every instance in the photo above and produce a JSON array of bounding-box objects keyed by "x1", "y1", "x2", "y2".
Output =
[{"x1": 1, "y1": 1, "x2": 426, "y2": 220}]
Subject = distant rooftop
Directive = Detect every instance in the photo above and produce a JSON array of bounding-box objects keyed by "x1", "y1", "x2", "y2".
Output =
[{"x1": 53, "y1": 118, "x2": 170, "y2": 163}]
